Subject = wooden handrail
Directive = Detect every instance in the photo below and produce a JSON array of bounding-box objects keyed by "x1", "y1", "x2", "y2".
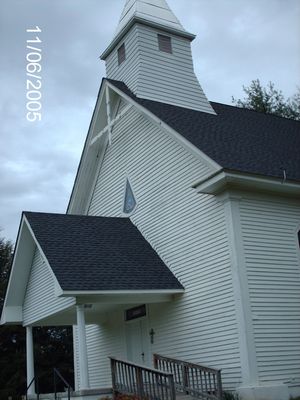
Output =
[
  {"x1": 110, "y1": 357, "x2": 176, "y2": 400},
  {"x1": 153, "y1": 354, "x2": 223, "y2": 400}
]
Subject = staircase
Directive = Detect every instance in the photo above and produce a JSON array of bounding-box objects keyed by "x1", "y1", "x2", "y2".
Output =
[
  {"x1": 110, "y1": 354, "x2": 223, "y2": 400},
  {"x1": 25, "y1": 368, "x2": 73, "y2": 400}
]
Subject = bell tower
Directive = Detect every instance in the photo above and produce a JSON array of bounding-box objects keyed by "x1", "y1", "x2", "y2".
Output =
[{"x1": 101, "y1": 0, "x2": 215, "y2": 114}]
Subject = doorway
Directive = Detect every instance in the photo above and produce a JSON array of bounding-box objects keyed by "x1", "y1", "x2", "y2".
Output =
[{"x1": 125, "y1": 316, "x2": 150, "y2": 366}]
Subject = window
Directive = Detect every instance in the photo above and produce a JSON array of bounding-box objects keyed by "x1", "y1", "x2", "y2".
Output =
[
  {"x1": 158, "y1": 34, "x2": 172, "y2": 54},
  {"x1": 123, "y1": 178, "x2": 136, "y2": 214},
  {"x1": 118, "y1": 43, "x2": 126, "y2": 65}
]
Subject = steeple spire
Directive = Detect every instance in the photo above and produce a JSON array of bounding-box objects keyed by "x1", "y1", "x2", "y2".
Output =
[
  {"x1": 116, "y1": 0, "x2": 190, "y2": 38},
  {"x1": 101, "y1": 0, "x2": 195, "y2": 60}
]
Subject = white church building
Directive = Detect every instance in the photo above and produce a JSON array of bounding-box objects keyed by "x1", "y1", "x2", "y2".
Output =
[{"x1": 1, "y1": 1, "x2": 300, "y2": 400}]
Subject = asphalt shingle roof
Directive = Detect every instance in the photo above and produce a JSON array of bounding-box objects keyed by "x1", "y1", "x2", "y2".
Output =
[
  {"x1": 108, "y1": 79, "x2": 300, "y2": 182},
  {"x1": 24, "y1": 212, "x2": 183, "y2": 292}
]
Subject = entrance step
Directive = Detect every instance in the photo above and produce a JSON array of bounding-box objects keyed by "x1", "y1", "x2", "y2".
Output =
[
  {"x1": 27, "y1": 388, "x2": 112, "y2": 400},
  {"x1": 176, "y1": 394, "x2": 197, "y2": 400}
]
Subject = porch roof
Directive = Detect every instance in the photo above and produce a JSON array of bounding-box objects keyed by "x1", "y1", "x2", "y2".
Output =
[{"x1": 24, "y1": 212, "x2": 184, "y2": 292}]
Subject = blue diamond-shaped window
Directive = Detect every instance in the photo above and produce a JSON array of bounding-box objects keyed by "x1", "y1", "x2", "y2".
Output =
[{"x1": 123, "y1": 179, "x2": 136, "y2": 214}]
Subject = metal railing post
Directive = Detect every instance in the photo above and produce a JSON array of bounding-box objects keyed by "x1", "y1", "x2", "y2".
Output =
[
  {"x1": 53, "y1": 369, "x2": 57, "y2": 400},
  {"x1": 26, "y1": 376, "x2": 39, "y2": 400},
  {"x1": 53, "y1": 368, "x2": 72, "y2": 399},
  {"x1": 36, "y1": 376, "x2": 39, "y2": 400}
]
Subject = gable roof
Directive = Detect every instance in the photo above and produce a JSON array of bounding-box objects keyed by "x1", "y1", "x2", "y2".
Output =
[
  {"x1": 108, "y1": 79, "x2": 300, "y2": 183},
  {"x1": 24, "y1": 212, "x2": 183, "y2": 292}
]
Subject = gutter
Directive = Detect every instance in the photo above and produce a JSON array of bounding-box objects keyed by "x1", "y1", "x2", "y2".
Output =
[{"x1": 193, "y1": 169, "x2": 300, "y2": 197}]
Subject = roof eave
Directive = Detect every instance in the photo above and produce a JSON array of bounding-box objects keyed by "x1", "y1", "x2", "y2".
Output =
[
  {"x1": 1, "y1": 213, "x2": 64, "y2": 325},
  {"x1": 0, "y1": 214, "x2": 34, "y2": 325},
  {"x1": 60, "y1": 288, "x2": 185, "y2": 297},
  {"x1": 100, "y1": 16, "x2": 195, "y2": 60},
  {"x1": 193, "y1": 170, "x2": 300, "y2": 197},
  {"x1": 0, "y1": 306, "x2": 23, "y2": 326}
]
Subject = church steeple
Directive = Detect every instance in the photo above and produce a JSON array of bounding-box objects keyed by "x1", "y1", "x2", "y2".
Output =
[
  {"x1": 101, "y1": 0, "x2": 215, "y2": 114},
  {"x1": 116, "y1": 0, "x2": 192, "y2": 40}
]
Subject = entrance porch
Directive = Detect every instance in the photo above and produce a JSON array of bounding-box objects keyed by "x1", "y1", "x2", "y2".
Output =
[{"x1": 25, "y1": 292, "x2": 182, "y2": 397}]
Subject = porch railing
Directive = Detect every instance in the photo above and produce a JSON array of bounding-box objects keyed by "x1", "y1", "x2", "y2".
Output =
[
  {"x1": 153, "y1": 354, "x2": 223, "y2": 400},
  {"x1": 110, "y1": 357, "x2": 176, "y2": 400},
  {"x1": 25, "y1": 376, "x2": 39, "y2": 400},
  {"x1": 53, "y1": 368, "x2": 73, "y2": 400}
]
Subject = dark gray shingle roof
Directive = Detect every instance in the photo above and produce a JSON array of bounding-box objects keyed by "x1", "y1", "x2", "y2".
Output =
[
  {"x1": 108, "y1": 79, "x2": 300, "y2": 182},
  {"x1": 24, "y1": 212, "x2": 183, "y2": 292}
]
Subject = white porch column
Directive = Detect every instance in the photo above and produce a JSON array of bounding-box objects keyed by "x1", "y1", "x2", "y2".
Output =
[
  {"x1": 76, "y1": 305, "x2": 90, "y2": 390},
  {"x1": 26, "y1": 326, "x2": 35, "y2": 395}
]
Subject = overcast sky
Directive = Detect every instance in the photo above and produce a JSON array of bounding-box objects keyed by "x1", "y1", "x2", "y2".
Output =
[{"x1": 0, "y1": 0, "x2": 299, "y2": 242}]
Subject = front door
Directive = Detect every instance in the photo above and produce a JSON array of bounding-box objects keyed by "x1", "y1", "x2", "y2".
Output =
[{"x1": 126, "y1": 317, "x2": 150, "y2": 366}]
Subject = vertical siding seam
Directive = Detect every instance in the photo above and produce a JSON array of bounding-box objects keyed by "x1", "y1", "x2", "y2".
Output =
[
  {"x1": 240, "y1": 196, "x2": 300, "y2": 384},
  {"x1": 224, "y1": 195, "x2": 259, "y2": 386},
  {"x1": 73, "y1": 326, "x2": 79, "y2": 391}
]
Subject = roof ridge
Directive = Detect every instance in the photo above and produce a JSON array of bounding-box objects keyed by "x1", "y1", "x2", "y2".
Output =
[
  {"x1": 107, "y1": 78, "x2": 300, "y2": 123},
  {"x1": 210, "y1": 101, "x2": 300, "y2": 123},
  {"x1": 106, "y1": 78, "x2": 300, "y2": 183}
]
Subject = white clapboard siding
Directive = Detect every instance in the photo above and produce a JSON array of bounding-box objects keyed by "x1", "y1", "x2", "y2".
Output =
[
  {"x1": 240, "y1": 197, "x2": 300, "y2": 384},
  {"x1": 74, "y1": 311, "x2": 127, "y2": 389},
  {"x1": 106, "y1": 25, "x2": 140, "y2": 94},
  {"x1": 105, "y1": 24, "x2": 215, "y2": 113},
  {"x1": 85, "y1": 106, "x2": 242, "y2": 389},
  {"x1": 23, "y1": 247, "x2": 75, "y2": 326}
]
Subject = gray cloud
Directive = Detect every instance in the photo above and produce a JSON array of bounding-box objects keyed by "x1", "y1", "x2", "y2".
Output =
[{"x1": 0, "y1": 0, "x2": 299, "y2": 241}]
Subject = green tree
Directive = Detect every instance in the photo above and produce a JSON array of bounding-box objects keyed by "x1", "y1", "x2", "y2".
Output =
[
  {"x1": 0, "y1": 235, "x2": 26, "y2": 399},
  {"x1": 0, "y1": 236, "x2": 13, "y2": 311},
  {"x1": 232, "y1": 79, "x2": 300, "y2": 120}
]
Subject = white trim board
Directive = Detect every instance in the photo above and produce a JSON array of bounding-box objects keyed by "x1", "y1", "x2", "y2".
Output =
[
  {"x1": 193, "y1": 170, "x2": 300, "y2": 197},
  {"x1": 67, "y1": 78, "x2": 221, "y2": 215},
  {"x1": 106, "y1": 81, "x2": 221, "y2": 173}
]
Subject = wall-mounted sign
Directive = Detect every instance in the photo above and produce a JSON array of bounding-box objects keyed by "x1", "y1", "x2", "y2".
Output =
[{"x1": 125, "y1": 304, "x2": 146, "y2": 321}]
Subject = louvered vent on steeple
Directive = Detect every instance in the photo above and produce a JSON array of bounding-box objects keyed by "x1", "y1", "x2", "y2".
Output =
[{"x1": 158, "y1": 34, "x2": 172, "y2": 53}]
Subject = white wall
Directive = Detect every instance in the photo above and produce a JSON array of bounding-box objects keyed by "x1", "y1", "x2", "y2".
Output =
[
  {"x1": 84, "y1": 106, "x2": 241, "y2": 390},
  {"x1": 105, "y1": 23, "x2": 215, "y2": 113},
  {"x1": 240, "y1": 195, "x2": 300, "y2": 389},
  {"x1": 74, "y1": 310, "x2": 127, "y2": 390},
  {"x1": 23, "y1": 247, "x2": 75, "y2": 326}
]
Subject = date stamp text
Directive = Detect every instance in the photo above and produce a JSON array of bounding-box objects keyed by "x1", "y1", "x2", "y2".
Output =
[{"x1": 26, "y1": 26, "x2": 42, "y2": 122}]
